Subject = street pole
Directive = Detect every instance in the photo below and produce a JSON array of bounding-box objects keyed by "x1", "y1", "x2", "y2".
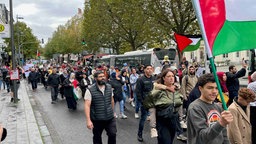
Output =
[
  {"x1": 16, "y1": 15, "x2": 23, "y2": 66},
  {"x1": 9, "y1": 0, "x2": 18, "y2": 103}
]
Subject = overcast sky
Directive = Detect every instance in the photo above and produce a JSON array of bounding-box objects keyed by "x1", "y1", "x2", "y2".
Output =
[{"x1": 2, "y1": 0, "x2": 84, "y2": 44}]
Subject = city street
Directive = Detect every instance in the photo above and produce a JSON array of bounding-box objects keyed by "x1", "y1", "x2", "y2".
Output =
[{"x1": 30, "y1": 83, "x2": 186, "y2": 144}]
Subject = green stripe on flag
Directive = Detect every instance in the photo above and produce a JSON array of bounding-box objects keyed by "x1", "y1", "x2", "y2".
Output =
[
  {"x1": 183, "y1": 38, "x2": 201, "y2": 52},
  {"x1": 213, "y1": 20, "x2": 256, "y2": 56}
]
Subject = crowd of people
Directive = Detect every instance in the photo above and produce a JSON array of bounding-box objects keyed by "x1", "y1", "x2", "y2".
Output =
[{"x1": 0, "y1": 56, "x2": 255, "y2": 144}]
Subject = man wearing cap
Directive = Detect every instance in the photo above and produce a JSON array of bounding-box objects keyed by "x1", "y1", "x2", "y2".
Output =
[
  {"x1": 84, "y1": 70, "x2": 116, "y2": 144},
  {"x1": 247, "y1": 71, "x2": 256, "y2": 144}
]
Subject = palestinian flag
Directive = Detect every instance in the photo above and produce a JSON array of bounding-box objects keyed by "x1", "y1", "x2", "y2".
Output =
[
  {"x1": 174, "y1": 33, "x2": 202, "y2": 52},
  {"x1": 37, "y1": 50, "x2": 40, "y2": 58},
  {"x1": 192, "y1": 0, "x2": 256, "y2": 57}
]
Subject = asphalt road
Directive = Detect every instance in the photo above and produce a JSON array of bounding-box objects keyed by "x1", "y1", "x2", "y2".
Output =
[{"x1": 31, "y1": 83, "x2": 186, "y2": 144}]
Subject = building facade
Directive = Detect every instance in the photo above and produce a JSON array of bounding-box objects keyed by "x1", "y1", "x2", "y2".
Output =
[{"x1": 183, "y1": 41, "x2": 250, "y2": 66}]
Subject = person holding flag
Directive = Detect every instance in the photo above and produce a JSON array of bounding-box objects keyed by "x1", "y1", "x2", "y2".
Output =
[{"x1": 187, "y1": 73, "x2": 233, "y2": 144}]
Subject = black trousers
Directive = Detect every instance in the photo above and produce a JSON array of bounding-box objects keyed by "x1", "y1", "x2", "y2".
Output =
[
  {"x1": 156, "y1": 114, "x2": 177, "y2": 144},
  {"x1": 92, "y1": 118, "x2": 117, "y2": 144},
  {"x1": 251, "y1": 106, "x2": 256, "y2": 144}
]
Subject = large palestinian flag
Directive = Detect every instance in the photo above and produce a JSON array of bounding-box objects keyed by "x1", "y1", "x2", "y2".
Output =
[{"x1": 192, "y1": 0, "x2": 256, "y2": 57}]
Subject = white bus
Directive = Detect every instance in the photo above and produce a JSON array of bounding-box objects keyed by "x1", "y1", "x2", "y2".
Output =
[{"x1": 97, "y1": 48, "x2": 178, "y2": 68}]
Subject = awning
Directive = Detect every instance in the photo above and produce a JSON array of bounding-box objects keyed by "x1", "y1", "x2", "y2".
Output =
[{"x1": 84, "y1": 54, "x2": 94, "y2": 59}]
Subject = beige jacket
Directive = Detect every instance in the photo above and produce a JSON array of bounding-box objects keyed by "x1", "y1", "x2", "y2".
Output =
[
  {"x1": 227, "y1": 101, "x2": 251, "y2": 144},
  {"x1": 180, "y1": 74, "x2": 198, "y2": 100}
]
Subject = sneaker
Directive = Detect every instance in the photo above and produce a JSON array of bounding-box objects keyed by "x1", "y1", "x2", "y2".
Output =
[
  {"x1": 180, "y1": 120, "x2": 187, "y2": 129},
  {"x1": 120, "y1": 114, "x2": 127, "y2": 119},
  {"x1": 51, "y1": 101, "x2": 57, "y2": 104},
  {"x1": 137, "y1": 134, "x2": 143, "y2": 142},
  {"x1": 177, "y1": 134, "x2": 187, "y2": 141},
  {"x1": 131, "y1": 101, "x2": 135, "y2": 107},
  {"x1": 135, "y1": 113, "x2": 139, "y2": 119},
  {"x1": 150, "y1": 128, "x2": 158, "y2": 138}
]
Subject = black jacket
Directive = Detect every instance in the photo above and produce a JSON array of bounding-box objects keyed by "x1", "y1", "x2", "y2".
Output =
[
  {"x1": 28, "y1": 71, "x2": 39, "y2": 82},
  {"x1": 80, "y1": 78, "x2": 91, "y2": 90},
  {"x1": 63, "y1": 78, "x2": 73, "y2": 97},
  {"x1": 47, "y1": 73, "x2": 60, "y2": 87},
  {"x1": 136, "y1": 75, "x2": 155, "y2": 102},
  {"x1": 109, "y1": 77, "x2": 124, "y2": 102},
  {"x1": 226, "y1": 68, "x2": 246, "y2": 93}
]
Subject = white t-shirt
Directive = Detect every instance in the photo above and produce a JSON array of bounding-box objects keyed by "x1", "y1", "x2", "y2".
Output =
[{"x1": 84, "y1": 85, "x2": 113, "y2": 101}]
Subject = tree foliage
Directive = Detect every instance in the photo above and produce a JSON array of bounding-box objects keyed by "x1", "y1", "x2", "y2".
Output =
[
  {"x1": 45, "y1": 0, "x2": 200, "y2": 58},
  {"x1": 44, "y1": 15, "x2": 83, "y2": 59},
  {"x1": 3, "y1": 21, "x2": 40, "y2": 60}
]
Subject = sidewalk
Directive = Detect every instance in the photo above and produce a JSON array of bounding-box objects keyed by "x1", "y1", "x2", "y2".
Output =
[{"x1": 0, "y1": 80, "x2": 43, "y2": 144}]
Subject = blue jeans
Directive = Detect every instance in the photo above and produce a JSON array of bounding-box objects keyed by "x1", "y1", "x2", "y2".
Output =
[
  {"x1": 0, "y1": 80, "x2": 2, "y2": 90},
  {"x1": 122, "y1": 91, "x2": 129, "y2": 104},
  {"x1": 138, "y1": 106, "x2": 149, "y2": 136},
  {"x1": 114, "y1": 100, "x2": 124, "y2": 114},
  {"x1": 51, "y1": 86, "x2": 59, "y2": 101},
  {"x1": 134, "y1": 94, "x2": 141, "y2": 113}
]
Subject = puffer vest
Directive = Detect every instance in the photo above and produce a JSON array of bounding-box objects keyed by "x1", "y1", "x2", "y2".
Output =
[{"x1": 88, "y1": 83, "x2": 114, "y2": 121}]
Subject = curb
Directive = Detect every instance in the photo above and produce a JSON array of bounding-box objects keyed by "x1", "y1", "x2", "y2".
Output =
[{"x1": 24, "y1": 81, "x2": 54, "y2": 144}]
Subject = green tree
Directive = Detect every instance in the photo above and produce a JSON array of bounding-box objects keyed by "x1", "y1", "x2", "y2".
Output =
[
  {"x1": 4, "y1": 21, "x2": 40, "y2": 60},
  {"x1": 44, "y1": 14, "x2": 83, "y2": 58},
  {"x1": 148, "y1": 0, "x2": 200, "y2": 61},
  {"x1": 82, "y1": 0, "x2": 163, "y2": 54}
]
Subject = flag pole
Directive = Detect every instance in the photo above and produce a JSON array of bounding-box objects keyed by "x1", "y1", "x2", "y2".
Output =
[{"x1": 192, "y1": 0, "x2": 227, "y2": 110}]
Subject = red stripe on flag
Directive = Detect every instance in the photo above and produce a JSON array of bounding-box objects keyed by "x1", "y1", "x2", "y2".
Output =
[
  {"x1": 174, "y1": 33, "x2": 192, "y2": 52},
  {"x1": 199, "y1": 0, "x2": 226, "y2": 50}
]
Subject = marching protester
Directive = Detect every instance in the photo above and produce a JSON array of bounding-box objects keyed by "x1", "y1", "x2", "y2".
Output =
[
  {"x1": 28, "y1": 68, "x2": 39, "y2": 91},
  {"x1": 227, "y1": 88, "x2": 255, "y2": 144},
  {"x1": 143, "y1": 69, "x2": 183, "y2": 143},
  {"x1": 129, "y1": 68, "x2": 140, "y2": 118},
  {"x1": 80, "y1": 72, "x2": 91, "y2": 99},
  {"x1": 187, "y1": 73, "x2": 233, "y2": 144},
  {"x1": 63, "y1": 73, "x2": 78, "y2": 110},
  {"x1": 226, "y1": 63, "x2": 246, "y2": 105},
  {"x1": 84, "y1": 70, "x2": 116, "y2": 144},
  {"x1": 47, "y1": 68, "x2": 60, "y2": 104},
  {"x1": 136, "y1": 65, "x2": 155, "y2": 142},
  {"x1": 59, "y1": 69, "x2": 69, "y2": 99},
  {"x1": 109, "y1": 72, "x2": 127, "y2": 119}
]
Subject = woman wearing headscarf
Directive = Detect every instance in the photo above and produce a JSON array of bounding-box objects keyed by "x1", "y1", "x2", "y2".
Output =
[
  {"x1": 217, "y1": 71, "x2": 229, "y2": 104},
  {"x1": 63, "y1": 73, "x2": 78, "y2": 110}
]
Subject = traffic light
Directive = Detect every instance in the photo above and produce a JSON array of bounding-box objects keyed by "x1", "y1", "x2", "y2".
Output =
[
  {"x1": 82, "y1": 39, "x2": 86, "y2": 45},
  {"x1": 41, "y1": 38, "x2": 44, "y2": 44}
]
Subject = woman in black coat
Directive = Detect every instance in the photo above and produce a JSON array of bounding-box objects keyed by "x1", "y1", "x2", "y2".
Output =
[
  {"x1": 80, "y1": 73, "x2": 91, "y2": 98},
  {"x1": 63, "y1": 73, "x2": 77, "y2": 110},
  {"x1": 109, "y1": 72, "x2": 127, "y2": 119}
]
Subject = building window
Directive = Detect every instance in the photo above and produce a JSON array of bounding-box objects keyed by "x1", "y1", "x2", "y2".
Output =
[
  {"x1": 236, "y1": 52, "x2": 239, "y2": 57},
  {"x1": 223, "y1": 53, "x2": 228, "y2": 58}
]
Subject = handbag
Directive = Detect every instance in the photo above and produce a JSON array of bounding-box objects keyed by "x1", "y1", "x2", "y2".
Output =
[
  {"x1": 156, "y1": 91, "x2": 176, "y2": 119},
  {"x1": 217, "y1": 92, "x2": 229, "y2": 104}
]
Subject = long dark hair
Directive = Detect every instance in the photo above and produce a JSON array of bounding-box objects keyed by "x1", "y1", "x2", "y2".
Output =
[{"x1": 155, "y1": 69, "x2": 175, "y2": 84}]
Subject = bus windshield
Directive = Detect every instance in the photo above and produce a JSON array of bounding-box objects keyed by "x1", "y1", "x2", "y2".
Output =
[{"x1": 154, "y1": 48, "x2": 176, "y2": 60}]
